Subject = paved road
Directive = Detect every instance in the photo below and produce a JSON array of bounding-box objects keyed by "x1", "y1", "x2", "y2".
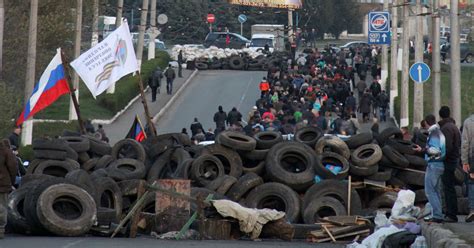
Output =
[
  {"x1": 155, "y1": 70, "x2": 265, "y2": 134},
  {"x1": 0, "y1": 236, "x2": 344, "y2": 248}
]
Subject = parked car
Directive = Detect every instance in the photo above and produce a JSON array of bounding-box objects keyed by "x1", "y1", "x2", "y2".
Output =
[
  {"x1": 441, "y1": 42, "x2": 473, "y2": 63},
  {"x1": 131, "y1": 33, "x2": 167, "y2": 51},
  {"x1": 340, "y1": 41, "x2": 368, "y2": 51},
  {"x1": 204, "y1": 32, "x2": 250, "y2": 49}
]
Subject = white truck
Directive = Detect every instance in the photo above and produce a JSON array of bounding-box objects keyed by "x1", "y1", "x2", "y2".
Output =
[{"x1": 250, "y1": 24, "x2": 285, "y2": 52}]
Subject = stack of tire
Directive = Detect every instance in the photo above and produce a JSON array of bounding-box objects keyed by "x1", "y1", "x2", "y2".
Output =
[{"x1": 193, "y1": 51, "x2": 289, "y2": 71}]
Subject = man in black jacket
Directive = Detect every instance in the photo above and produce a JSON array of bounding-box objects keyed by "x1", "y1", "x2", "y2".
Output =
[
  {"x1": 227, "y1": 107, "x2": 242, "y2": 126},
  {"x1": 0, "y1": 139, "x2": 17, "y2": 238},
  {"x1": 190, "y1": 118, "x2": 204, "y2": 137},
  {"x1": 213, "y1": 106, "x2": 227, "y2": 135},
  {"x1": 148, "y1": 67, "x2": 163, "y2": 102},
  {"x1": 438, "y1": 106, "x2": 461, "y2": 222}
]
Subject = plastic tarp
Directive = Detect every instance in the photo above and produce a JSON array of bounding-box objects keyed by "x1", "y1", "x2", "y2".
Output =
[{"x1": 212, "y1": 199, "x2": 286, "y2": 239}]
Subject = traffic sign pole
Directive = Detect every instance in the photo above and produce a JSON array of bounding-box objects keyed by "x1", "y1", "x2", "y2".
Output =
[
  {"x1": 241, "y1": 23, "x2": 243, "y2": 36},
  {"x1": 400, "y1": 4, "x2": 410, "y2": 128},
  {"x1": 413, "y1": 0, "x2": 424, "y2": 128}
]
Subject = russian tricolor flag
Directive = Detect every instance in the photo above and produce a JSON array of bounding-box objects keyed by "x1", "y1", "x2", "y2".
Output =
[{"x1": 16, "y1": 49, "x2": 70, "y2": 126}]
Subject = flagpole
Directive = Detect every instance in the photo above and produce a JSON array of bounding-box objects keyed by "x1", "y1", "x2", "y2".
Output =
[
  {"x1": 137, "y1": 72, "x2": 157, "y2": 136},
  {"x1": 60, "y1": 49, "x2": 86, "y2": 134}
]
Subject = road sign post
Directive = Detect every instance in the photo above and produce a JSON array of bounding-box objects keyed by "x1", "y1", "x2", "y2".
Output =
[
  {"x1": 409, "y1": 62, "x2": 431, "y2": 84},
  {"x1": 368, "y1": 11, "x2": 391, "y2": 45},
  {"x1": 238, "y1": 14, "x2": 247, "y2": 36}
]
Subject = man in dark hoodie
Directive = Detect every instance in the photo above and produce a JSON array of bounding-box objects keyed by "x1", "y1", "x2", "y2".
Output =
[
  {"x1": 0, "y1": 139, "x2": 18, "y2": 238},
  {"x1": 438, "y1": 106, "x2": 461, "y2": 222},
  {"x1": 213, "y1": 106, "x2": 227, "y2": 134},
  {"x1": 190, "y1": 117, "x2": 204, "y2": 137},
  {"x1": 227, "y1": 107, "x2": 242, "y2": 126}
]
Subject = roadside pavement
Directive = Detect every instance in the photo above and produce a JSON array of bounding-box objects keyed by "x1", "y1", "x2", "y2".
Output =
[{"x1": 103, "y1": 69, "x2": 194, "y2": 144}]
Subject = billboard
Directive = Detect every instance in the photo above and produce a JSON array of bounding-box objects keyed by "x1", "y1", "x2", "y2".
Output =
[{"x1": 228, "y1": 0, "x2": 303, "y2": 9}]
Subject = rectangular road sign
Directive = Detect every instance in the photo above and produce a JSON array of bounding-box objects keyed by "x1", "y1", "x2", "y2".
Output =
[{"x1": 368, "y1": 11, "x2": 391, "y2": 45}]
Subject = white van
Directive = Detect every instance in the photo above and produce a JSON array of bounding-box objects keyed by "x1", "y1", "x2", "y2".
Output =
[{"x1": 249, "y1": 34, "x2": 275, "y2": 53}]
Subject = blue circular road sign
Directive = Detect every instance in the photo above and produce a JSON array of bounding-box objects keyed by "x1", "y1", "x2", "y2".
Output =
[
  {"x1": 370, "y1": 13, "x2": 389, "y2": 32},
  {"x1": 409, "y1": 62, "x2": 431, "y2": 83},
  {"x1": 238, "y1": 14, "x2": 247, "y2": 24}
]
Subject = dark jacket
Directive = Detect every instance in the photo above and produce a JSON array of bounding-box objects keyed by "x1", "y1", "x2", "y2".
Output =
[
  {"x1": 165, "y1": 67, "x2": 176, "y2": 80},
  {"x1": 148, "y1": 69, "x2": 163, "y2": 88},
  {"x1": 359, "y1": 93, "x2": 372, "y2": 114},
  {"x1": 0, "y1": 141, "x2": 17, "y2": 193},
  {"x1": 377, "y1": 92, "x2": 389, "y2": 108},
  {"x1": 190, "y1": 121, "x2": 204, "y2": 137},
  {"x1": 439, "y1": 118, "x2": 461, "y2": 167},
  {"x1": 227, "y1": 110, "x2": 242, "y2": 126},
  {"x1": 213, "y1": 111, "x2": 227, "y2": 129},
  {"x1": 8, "y1": 133, "x2": 19, "y2": 150}
]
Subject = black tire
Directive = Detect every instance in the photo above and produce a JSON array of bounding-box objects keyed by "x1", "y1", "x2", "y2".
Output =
[
  {"x1": 350, "y1": 144, "x2": 382, "y2": 167},
  {"x1": 95, "y1": 155, "x2": 115, "y2": 170},
  {"x1": 60, "y1": 136, "x2": 90, "y2": 153},
  {"x1": 81, "y1": 158, "x2": 99, "y2": 172},
  {"x1": 265, "y1": 141, "x2": 317, "y2": 191},
  {"x1": 217, "y1": 131, "x2": 256, "y2": 151},
  {"x1": 302, "y1": 179, "x2": 362, "y2": 215},
  {"x1": 386, "y1": 139, "x2": 417, "y2": 155},
  {"x1": 97, "y1": 207, "x2": 117, "y2": 225},
  {"x1": 78, "y1": 152, "x2": 91, "y2": 164},
  {"x1": 366, "y1": 167, "x2": 393, "y2": 181},
  {"x1": 184, "y1": 145, "x2": 207, "y2": 159},
  {"x1": 376, "y1": 127, "x2": 403, "y2": 146},
  {"x1": 33, "y1": 159, "x2": 80, "y2": 177},
  {"x1": 245, "y1": 182, "x2": 301, "y2": 223},
  {"x1": 226, "y1": 172, "x2": 263, "y2": 201},
  {"x1": 20, "y1": 174, "x2": 55, "y2": 187},
  {"x1": 65, "y1": 169, "x2": 96, "y2": 198},
  {"x1": 26, "y1": 159, "x2": 47, "y2": 175},
  {"x1": 83, "y1": 135, "x2": 112, "y2": 156},
  {"x1": 242, "y1": 160, "x2": 266, "y2": 175},
  {"x1": 190, "y1": 154, "x2": 225, "y2": 186},
  {"x1": 294, "y1": 126, "x2": 323, "y2": 148},
  {"x1": 241, "y1": 149, "x2": 268, "y2": 161},
  {"x1": 205, "y1": 144, "x2": 243, "y2": 178},
  {"x1": 387, "y1": 176, "x2": 407, "y2": 188},
  {"x1": 303, "y1": 196, "x2": 347, "y2": 224},
  {"x1": 36, "y1": 183, "x2": 96, "y2": 236},
  {"x1": 254, "y1": 131, "x2": 283, "y2": 149},
  {"x1": 382, "y1": 145, "x2": 410, "y2": 168},
  {"x1": 404, "y1": 154, "x2": 427, "y2": 170},
  {"x1": 92, "y1": 176, "x2": 123, "y2": 222},
  {"x1": 415, "y1": 189, "x2": 428, "y2": 203},
  {"x1": 205, "y1": 175, "x2": 236, "y2": 192},
  {"x1": 90, "y1": 168, "x2": 108, "y2": 178},
  {"x1": 174, "y1": 159, "x2": 194, "y2": 179},
  {"x1": 368, "y1": 192, "x2": 398, "y2": 209},
  {"x1": 32, "y1": 138, "x2": 68, "y2": 151},
  {"x1": 397, "y1": 170, "x2": 425, "y2": 187},
  {"x1": 147, "y1": 148, "x2": 189, "y2": 182},
  {"x1": 315, "y1": 136, "x2": 351, "y2": 159},
  {"x1": 33, "y1": 149, "x2": 68, "y2": 161},
  {"x1": 195, "y1": 62, "x2": 209, "y2": 70},
  {"x1": 117, "y1": 179, "x2": 145, "y2": 196},
  {"x1": 229, "y1": 56, "x2": 245, "y2": 70},
  {"x1": 64, "y1": 145, "x2": 79, "y2": 161},
  {"x1": 111, "y1": 138, "x2": 146, "y2": 162},
  {"x1": 315, "y1": 152, "x2": 350, "y2": 180},
  {"x1": 107, "y1": 158, "x2": 146, "y2": 181},
  {"x1": 24, "y1": 177, "x2": 67, "y2": 234},
  {"x1": 349, "y1": 163, "x2": 379, "y2": 177},
  {"x1": 215, "y1": 175, "x2": 238, "y2": 195},
  {"x1": 7, "y1": 183, "x2": 36, "y2": 234},
  {"x1": 344, "y1": 132, "x2": 373, "y2": 149}
]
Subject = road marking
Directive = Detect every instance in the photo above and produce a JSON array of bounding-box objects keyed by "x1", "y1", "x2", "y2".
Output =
[
  {"x1": 62, "y1": 239, "x2": 84, "y2": 248},
  {"x1": 237, "y1": 76, "x2": 253, "y2": 110}
]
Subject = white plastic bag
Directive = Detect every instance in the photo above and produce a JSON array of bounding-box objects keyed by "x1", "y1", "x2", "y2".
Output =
[
  {"x1": 390, "y1": 190, "x2": 419, "y2": 221},
  {"x1": 374, "y1": 210, "x2": 389, "y2": 230}
]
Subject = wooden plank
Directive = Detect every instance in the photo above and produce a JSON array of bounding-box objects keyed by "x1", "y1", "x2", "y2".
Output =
[
  {"x1": 315, "y1": 229, "x2": 371, "y2": 243},
  {"x1": 324, "y1": 216, "x2": 358, "y2": 225},
  {"x1": 347, "y1": 176, "x2": 352, "y2": 216},
  {"x1": 129, "y1": 180, "x2": 146, "y2": 238},
  {"x1": 322, "y1": 225, "x2": 336, "y2": 242},
  {"x1": 155, "y1": 179, "x2": 191, "y2": 233}
]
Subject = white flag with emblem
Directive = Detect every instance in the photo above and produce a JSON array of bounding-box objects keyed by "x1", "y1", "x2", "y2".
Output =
[{"x1": 71, "y1": 21, "x2": 138, "y2": 97}]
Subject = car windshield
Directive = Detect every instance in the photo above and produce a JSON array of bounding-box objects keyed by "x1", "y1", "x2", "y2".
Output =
[{"x1": 250, "y1": 38, "x2": 273, "y2": 47}]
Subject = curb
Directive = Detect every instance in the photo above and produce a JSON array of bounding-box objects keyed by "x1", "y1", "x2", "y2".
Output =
[{"x1": 152, "y1": 69, "x2": 199, "y2": 123}]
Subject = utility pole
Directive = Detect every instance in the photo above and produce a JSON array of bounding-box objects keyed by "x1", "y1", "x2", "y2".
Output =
[
  {"x1": 432, "y1": 0, "x2": 441, "y2": 119},
  {"x1": 91, "y1": 0, "x2": 99, "y2": 47},
  {"x1": 136, "y1": 0, "x2": 149, "y2": 68},
  {"x1": 69, "y1": 0, "x2": 82, "y2": 121},
  {"x1": 400, "y1": 2, "x2": 410, "y2": 128},
  {"x1": 0, "y1": 0, "x2": 4, "y2": 79},
  {"x1": 390, "y1": 0, "x2": 399, "y2": 118},
  {"x1": 22, "y1": 0, "x2": 38, "y2": 146},
  {"x1": 147, "y1": 0, "x2": 157, "y2": 60},
  {"x1": 450, "y1": 0, "x2": 461, "y2": 125},
  {"x1": 413, "y1": 0, "x2": 424, "y2": 128},
  {"x1": 107, "y1": 0, "x2": 123, "y2": 94},
  {"x1": 381, "y1": 0, "x2": 389, "y2": 90}
]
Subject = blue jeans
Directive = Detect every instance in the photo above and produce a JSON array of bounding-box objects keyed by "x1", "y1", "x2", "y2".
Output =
[{"x1": 425, "y1": 163, "x2": 444, "y2": 219}]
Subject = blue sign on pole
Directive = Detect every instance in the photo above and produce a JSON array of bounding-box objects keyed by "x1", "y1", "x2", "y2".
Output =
[
  {"x1": 238, "y1": 14, "x2": 247, "y2": 24},
  {"x1": 368, "y1": 11, "x2": 391, "y2": 45},
  {"x1": 409, "y1": 62, "x2": 431, "y2": 83}
]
